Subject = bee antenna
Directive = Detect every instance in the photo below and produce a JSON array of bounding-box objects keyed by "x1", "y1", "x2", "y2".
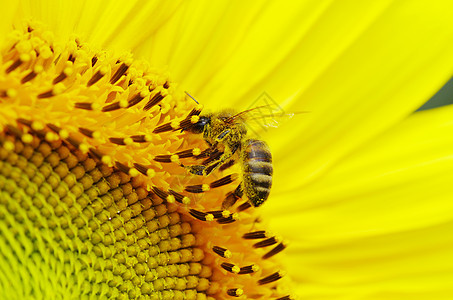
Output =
[{"x1": 185, "y1": 91, "x2": 199, "y2": 104}]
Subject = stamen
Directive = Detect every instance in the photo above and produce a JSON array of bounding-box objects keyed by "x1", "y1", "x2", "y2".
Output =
[
  {"x1": 237, "y1": 201, "x2": 252, "y2": 212},
  {"x1": 212, "y1": 246, "x2": 232, "y2": 258},
  {"x1": 227, "y1": 288, "x2": 244, "y2": 297},
  {"x1": 254, "y1": 236, "x2": 279, "y2": 248},
  {"x1": 133, "y1": 163, "x2": 155, "y2": 177},
  {"x1": 258, "y1": 271, "x2": 284, "y2": 285},
  {"x1": 6, "y1": 58, "x2": 23, "y2": 73},
  {"x1": 87, "y1": 68, "x2": 106, "y2": 86},
  {"x1": 209, "y1": 174, "x2": 237, "y2": 188},
  {"x1": 110, "y1": 62, "x2": 129, "y2": 84},
  {"x1": 102, "y1": 101, "x2": 122, "y2": 112},
  {"x1": 238, "y1": 264, "x2": 259, "y2": 274},
  {"x1": 74, "y1": 102, "x2": 97, "y2": 110},
  {"x1": 109, "y1": 137, "x2": 128, "y2": 145},
  {"x1": 263, "y1": 242, "x2": 287, "y2": 259},
  {"x1": 242, "y1": 230, "x2": 267, "y2": 239},
  {"x1": 276, "y1": 296, "x2": 294, "y2": 300},
  {"x1": 221, "y1": 262, "x2": 240, "y2": 274},
  {"x1": 130, "y1": 134, "x2": 152, "y2": 143},
  {"x1": 168, "y1": 190, "x2": 191, "y2": 204},
  {"x1": 143, "y1": 92, "x2": 164, "y2": 111},
  {"x1": 189, "y1": 209, "x2": 214, "y2": 222},
  {"x1": 21, "y1": 70, "x2": 37, "y2": 83},
  {"x1": 37, "y1": 89, "x2": 54, "y2": 98},
  {"x1": 127, "y1": 91, "x2": 147, "y2": 108},
  {"x1": 217, "y1": 213, "x2": 239, "y2": 224}
]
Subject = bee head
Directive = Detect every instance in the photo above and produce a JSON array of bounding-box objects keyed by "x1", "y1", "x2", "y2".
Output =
[{"x1": 187, "y1": 115, "x2": 211, "y2": 134}]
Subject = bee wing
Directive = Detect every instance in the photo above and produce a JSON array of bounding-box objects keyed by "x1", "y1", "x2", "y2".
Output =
[{"x1": 227, "y1": 104, "x2": 302, "y2": 136}]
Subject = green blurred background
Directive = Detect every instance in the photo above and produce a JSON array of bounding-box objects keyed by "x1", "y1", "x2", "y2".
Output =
[{"x1": 418, "y1": 77, "x2": 453, "y2": 111}]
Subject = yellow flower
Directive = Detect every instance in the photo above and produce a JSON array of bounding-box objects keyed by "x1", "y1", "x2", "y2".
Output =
[{"x1": 1, "y1": 1, "x2": 453, "y2": 300}]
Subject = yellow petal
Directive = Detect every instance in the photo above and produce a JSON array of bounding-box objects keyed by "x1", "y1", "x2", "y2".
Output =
[
  {"x1": 134, "y1": 1, "x2": 453, "y2": 189},
  {"x1": 265, "y1": 105, "x2": 453, "y2": 299}
]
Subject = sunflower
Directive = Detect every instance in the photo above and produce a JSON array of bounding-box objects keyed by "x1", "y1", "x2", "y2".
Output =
[{"x1": 1, "y1": 1, "x2": 453, "y2": 300}]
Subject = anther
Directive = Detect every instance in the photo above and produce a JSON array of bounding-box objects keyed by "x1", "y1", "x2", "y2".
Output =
[
  {"x1": 258, "y1": 271, "x2": 284, "y2": 285},
  {"x1": 276, "y1": 296, "x2": 294, "y2": 300},
  {"x1": 143, "y1": 92, "x2": 164, "y2": 111},
  {"x1": 153, "y1": 122, "x2": 174, "y2": 133},
  {"x1": 6, "y1": 58, "x2": 23, "y2": 73},
  {"x1": 210, "y1": 174, "x2": 237, "y2": 189},
  {"x1": 134, "y1": 163, "x2": 149, "y2": 175},
  {"x1": 189, "y1": 209, "x2": 214, "y2": 222},
  {"x1": 152, "y1": 186, "x2": 171, "y2": 201},
  {"x1": 91, "y1": 56, "x2": 98, "y2": 67},
  {"x1": 242, "y1": 230, "x2": 267, "y2": 239},
  {"x1": 185, "y1": 184, "x2": 205, "y2": 194},
  {"x1": 37, "y1": 89, "x2": 54, "y2": 98},
  {"x1": 127, "y1": 92, "x2": 147, "y2": 108},
  {"x1": 102, "y1": 101, "x2": 121, "y2": 112},
  {"x1": 74, "y1": 102, "x2": 97, "y2": 110},
  {"x1": 217, "y1": 213, "x2": 238, "y2": 224},
  {"x1": 187, "y1": 106, "x2": 202, "y2": 117},
  {"x1": 221, "y1": 263, "x2": 240, "y2": 274},
  {"x1": 154, "y1": 155, "x2": 172, "y2": 163},
  {"x1": 115, "y1": 161, "x2": 130, "y2": 174},
  {"x1": 110, "y1": 63, "x2": 129, "y2": 84},
  {"x1": 109, "y1": 137, "x2": 127, "y2": 145},
  {"x1": 227, "y1": 288, "x2": 244, "y2": 297},
  {"x1": 79, "y1": 127, "x2": 97, "y2": 138},
  {"x1": 262, "y1": 242, "x2": 287, "y2": 259},
  {"x1": 174, "y1": 149, "x2": 195, "y2": 158},
  {"x1": 52, "y1": 71, "x2": 68, "y2": 84},
  {"x1": 212, "y1": 246, "x2": 232, "y2": 258},
  {"x1": 21, "y1": 70, "x2": 37, "y2": 83},
  {"x1": 168, "y1": 190, "x2": 190, "y2": 204},
  {"x1": 253, "y1": 236, "x2": 279, "y2": 248},
  {"x1": 238, "y1": 264, "x2": 259, "y2": 274},
  {"x1": 237, "y1": 202, "x2": 252, "y2": 212},
  {"x1": 87, "y1": 68, "x2": 106, "y2": 86},
  {"x1": 130, "y1": 134, "x2": 152, "y2": 143},
  {"x1": 206, "y1": 210, "x2": 230, "y2": 219}
]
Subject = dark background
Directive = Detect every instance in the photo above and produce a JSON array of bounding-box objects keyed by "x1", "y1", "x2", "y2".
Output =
[{"x1": 418, "y1": 77, "x2": 453, "y2": 111}]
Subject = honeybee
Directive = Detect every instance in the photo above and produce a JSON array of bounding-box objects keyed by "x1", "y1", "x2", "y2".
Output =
[{"x1": 184, "y1": 107, "x2": 277, "y2": 207}]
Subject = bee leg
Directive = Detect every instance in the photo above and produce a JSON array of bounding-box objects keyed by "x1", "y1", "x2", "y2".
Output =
[
  {"x1": 215, "y1": 129, "x2": 230, "y2": 142},
  {"x1": 182, "y1": 164, "x2": 206, "y2": 176},
  {"x1": 222, "y1": 184, "x2": 243, "y2": 209}
]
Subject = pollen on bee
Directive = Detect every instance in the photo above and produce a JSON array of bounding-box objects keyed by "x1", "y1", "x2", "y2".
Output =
[{"x1": 192, "y1": 148, "x2": 201, "y2": 156}]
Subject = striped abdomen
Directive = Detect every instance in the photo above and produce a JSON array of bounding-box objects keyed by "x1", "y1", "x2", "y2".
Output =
[{"x1": 241, "y1": 139, "x2": 273, "y2": 207}]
